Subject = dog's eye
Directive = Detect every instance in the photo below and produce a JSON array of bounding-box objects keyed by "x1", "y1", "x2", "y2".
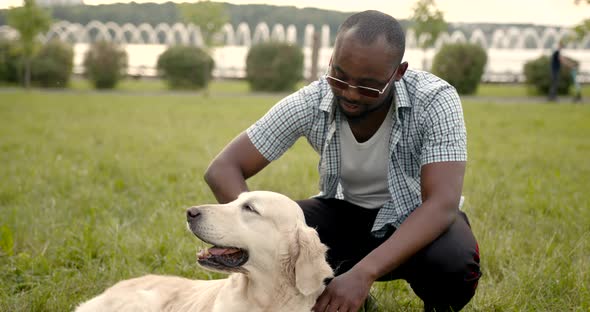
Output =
[{"x1": 242, "y1": 203, "x2": 259, "y2": 214}]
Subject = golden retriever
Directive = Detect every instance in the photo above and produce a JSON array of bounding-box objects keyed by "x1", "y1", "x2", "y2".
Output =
[{"x1": 75, "y1": 191, "x2": 333, "y2": 312}]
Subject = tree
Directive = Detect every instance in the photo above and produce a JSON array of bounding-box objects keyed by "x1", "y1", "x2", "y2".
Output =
[
  {"x1": 7, "y1": 0, "x2": 51, "y2": 88},
  {"x1": 572, "y1": 0, "x2": 590, "y2": 42},
  {"x1": 177, "y1": 0, "x2": 228, "y2": 46},
  {"x1": 572, "y1": 20, "x2": 590, "y2": 42},
  {"x1": 410, "y1": 0, "x2": 447, "y2": 71}
]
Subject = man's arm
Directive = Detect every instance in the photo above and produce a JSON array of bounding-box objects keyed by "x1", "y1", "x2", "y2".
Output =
[
  {"x1": 313, "y1": 161, "x2": 465, "y2": 312},
  {"x1": 204, "y1": 132, "x2": 270, "y2": 203},
  {"x1": 354, "y1": 160, "x2": 465, "y2": 279},
  {"x1": 560, "y1": 54, "x2": 579, "y2": 69}
]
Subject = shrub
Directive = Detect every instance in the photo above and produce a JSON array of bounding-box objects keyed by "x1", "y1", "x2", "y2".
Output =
[
  {"x1": 156, "y1": 46, "x2": 214, "y2": 90},
  {"x1": 0, "y1": 39, "x2": 23, "y2": 84},
  {"x1": 246, "y1": 42, "x2": 304, "y2": 92},
  {"x1": 30, "y1": 40, "x2": 73, "y2": 88},
  {"x1": 431, "y1": 43, "x2": 487, "y2": 95},
  {"x1": 523, "y1": 55, "x2": 572, "y2": 95},
  {"x1": 83, "y1": 40, "x2": 127, "y2": 89}
]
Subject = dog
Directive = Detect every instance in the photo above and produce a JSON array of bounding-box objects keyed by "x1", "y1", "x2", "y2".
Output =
[{"x1": 75, "y1": 191, "x2": 333, "y2": 312}]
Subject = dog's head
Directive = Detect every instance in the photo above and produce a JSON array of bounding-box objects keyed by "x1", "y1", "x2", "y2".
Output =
[{"x1": 186, "y1": 191, "x2": 333, "y2": 296}]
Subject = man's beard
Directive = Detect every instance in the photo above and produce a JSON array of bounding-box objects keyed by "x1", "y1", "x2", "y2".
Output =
[{"x1": 337, "y1": 92, "x2": 394, "y2": 123}]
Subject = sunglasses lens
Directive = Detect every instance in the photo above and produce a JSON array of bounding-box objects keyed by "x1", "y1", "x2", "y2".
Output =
[
  {"x1": 357, "y1": 87, "x2": 380, "y2": 98},
  {"x1": 327, "y1": 77, "x2": 348, "y2": 90},
  {"x1": 326, "y1": 76, "x2": 381, "y2": 98}
]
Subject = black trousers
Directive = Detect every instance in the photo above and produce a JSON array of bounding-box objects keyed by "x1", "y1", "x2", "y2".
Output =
[
  {"x1": 549, "y1": 69, "x2": 559, "y2": 100},
  {"x1": 297, "y1": 198, "x2": 481, "y2": 312}
]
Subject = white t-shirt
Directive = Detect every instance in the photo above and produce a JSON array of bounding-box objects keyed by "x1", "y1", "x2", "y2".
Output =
[{"x1": 339, "y1": 106, "x2": 394, "y2": 209}]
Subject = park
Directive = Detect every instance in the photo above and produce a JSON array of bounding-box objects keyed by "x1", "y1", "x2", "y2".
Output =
[{"x1": 1, "y1": 1, "x2": 589, "y2": 311}]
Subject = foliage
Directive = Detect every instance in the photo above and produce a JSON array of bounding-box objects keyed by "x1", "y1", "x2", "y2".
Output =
[
  {"x1": 156, "y1": 46, "x2": 214, "y2": 90},
  {"x1": 6, "y1": 0, "x2": 51, "y2": 88},
  {"x1": 523, "y1": 55, "x2": 572, "y2": 95},
  {"x1": 246, "y1": 42, "x2": 304, "y2": 92},
  {"x1": 0, "y1": 39, "x2": 23, "y2": 83},
  {"x1": 410, "y1": 0, "x2": 448, "y2": 49},
  {"x1": 177, "y1": 1, "x2": 228, "y2": 46},
  {"x1": 571, "y1": 19, "x2": 590, "y2": 43},
  {"x1": 30, "y1": 40, "x2": 73, "y2": 88},
  {"x1": 83, "y1": 40, "x2": 127, "y2": 89},
  {"x1": 431, "y1": 43, "x2": 487, "y2": 95},
  {"x1": 572, "y1": 1, "x2": 590, "y2": 41}
]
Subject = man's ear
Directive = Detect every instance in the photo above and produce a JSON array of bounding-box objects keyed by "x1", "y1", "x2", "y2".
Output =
[
  {"x1": 294, "y1": 222, "x2": 333, "y2": 296},
  {"x1": 393, "y1": 61, "x2": 409, "y2": 81}
]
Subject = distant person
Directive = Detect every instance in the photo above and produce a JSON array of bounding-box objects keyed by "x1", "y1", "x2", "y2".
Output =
[
  {"x1": 204, "y1": 10, "x2": 481, "y2": 312},
  {"x1": 549, "y1": 41, "x2": 580, "y2": 102}
]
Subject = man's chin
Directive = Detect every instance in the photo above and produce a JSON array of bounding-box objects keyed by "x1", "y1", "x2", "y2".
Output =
[{"x1": 339, "y1": 102, "x2": 368, "y2": 120}]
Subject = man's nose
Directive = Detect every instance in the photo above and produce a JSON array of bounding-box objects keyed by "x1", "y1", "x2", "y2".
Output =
[
  {"x1": 342, "y1": 86, "x2": 362, "y2": 102},
  {"x1": 186, "y1": 207, "x2": 201, "y2": 222}
]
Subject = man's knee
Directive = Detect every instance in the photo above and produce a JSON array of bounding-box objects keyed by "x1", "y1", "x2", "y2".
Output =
[
  {"x1": 408, "y1": 214, "x2": 482, "y2": 310},
  {"x1": 410, "y1": 272, "x2": 480, "y2": 312}
]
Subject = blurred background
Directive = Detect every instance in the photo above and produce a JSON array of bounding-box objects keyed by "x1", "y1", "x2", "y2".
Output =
[{"x1": 1, "y1": 0, "x2": 589, "y2": 92}]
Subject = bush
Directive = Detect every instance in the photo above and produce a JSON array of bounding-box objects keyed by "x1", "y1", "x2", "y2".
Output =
[
  {"x1": 156, "y1": 46, "x2": 214, "y2": 90},
  {"x1": 431, "y1": 43, "x2": 487, "y2": 95},
  {"x1": 31, "y1": 40, "x2": 73, "y2": 88},
  {"x1": 83, "y1": 41, "x2": 127, "y2": 89},
  {"x1": 0, "y1": 39, "x2": 23, "y2": 84},
  {"x1": 246, "y1": 42, "x2": 304, "y2": 92},
  {"x1": 523, "y1": 56, "x2": 572, "y2": 95}
]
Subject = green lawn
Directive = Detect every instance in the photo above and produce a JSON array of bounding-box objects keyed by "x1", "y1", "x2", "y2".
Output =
[
  {"x1": 0, "y1": 90, "x2": 589, "y2": 311},
  {"x1": 475, "y1": 83, "x2": 589, "y2": 98},
  {"x1": 67, "y1": 78, "x2": 252, "y2": 94},
  {"x1": 7, "y1": 77, "x2": 590, "y2": 99}
]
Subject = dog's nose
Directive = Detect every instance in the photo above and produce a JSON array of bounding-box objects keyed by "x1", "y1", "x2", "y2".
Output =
[{"x1": 186, "y1": 207, "x2": 201, "y2": 222}]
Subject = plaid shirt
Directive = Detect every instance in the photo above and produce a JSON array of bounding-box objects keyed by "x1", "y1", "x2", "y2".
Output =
[{"x1": 247, "y1": 69, "x2": 467, "y2": 237}]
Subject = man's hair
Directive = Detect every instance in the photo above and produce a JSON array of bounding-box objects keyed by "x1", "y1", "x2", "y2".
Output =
[{"x1": 336, "y1": 10, "x2": 406, "y2": 63}]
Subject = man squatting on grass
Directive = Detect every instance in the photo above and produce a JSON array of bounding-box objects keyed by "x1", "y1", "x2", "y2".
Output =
[{"x1": 205, "y1": 10, "x2": 482, "y2": 312}]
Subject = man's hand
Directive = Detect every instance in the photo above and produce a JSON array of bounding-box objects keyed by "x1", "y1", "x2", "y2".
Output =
[{"x1": 312, "y1": 268, "x2": 374, "y2": 312}]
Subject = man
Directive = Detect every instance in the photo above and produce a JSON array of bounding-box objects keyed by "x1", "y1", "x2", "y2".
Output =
[
  {"x1": 549, "y1": 40, "x2": 580, "y2": 102},
  {"x1": 205, "y1": 10, "x2": 481, "y2": 312}
]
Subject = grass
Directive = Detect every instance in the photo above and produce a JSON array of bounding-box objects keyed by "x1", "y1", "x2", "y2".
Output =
[
  {"x1": 6, "y1": 76, "x2": 590, "y2": 99},
  {"x1": 0, "y1": 89, "x2": 589, "y2": 311},
  {"x1": 67, "y1": 77, "x2": 253, "y2": 94},
  {"x1": 475, "y1": 83, "x2": 590, "y2": 98},
  {"x1": 70, "y1": 77, "x2": 590, "y2": 98}
]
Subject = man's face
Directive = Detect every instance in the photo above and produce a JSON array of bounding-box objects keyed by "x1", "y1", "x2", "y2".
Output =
[{"x1": 329, "y1": 30, "x2": 406, "y2": 121}]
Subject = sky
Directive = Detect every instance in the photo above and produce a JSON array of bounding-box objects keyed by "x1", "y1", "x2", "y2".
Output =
[{"x1": 1, "y1": 0, "x2": 589, "y2": 27}]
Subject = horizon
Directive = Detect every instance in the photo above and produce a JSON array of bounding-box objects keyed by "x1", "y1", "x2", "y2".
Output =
[{"x1": 1, "y1": 0, "x2": 589, "y2": 28}]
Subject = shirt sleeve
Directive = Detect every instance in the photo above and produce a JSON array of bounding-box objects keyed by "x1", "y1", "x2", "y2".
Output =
[
  {"x1": 246, "y1": 86, "x2": 316, "y2": 162},
  {"x1": 420, "y1": 86, "x2": 467, "y2": 165}
]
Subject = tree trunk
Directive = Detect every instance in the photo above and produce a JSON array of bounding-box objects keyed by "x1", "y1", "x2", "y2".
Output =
[
  {"x1": 422, "y1": 48, "x2": 429, "y2": 71},
  {"x1": 308, "y1": 32, "x2": 320, "y2": 83},
  {"x1": 24, "y1": 57, "x2": 31, "y2": 89}
]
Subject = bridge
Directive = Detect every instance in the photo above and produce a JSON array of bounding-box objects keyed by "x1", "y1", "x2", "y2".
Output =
[{"x1": 1, "y1": 21, "x2": 588, "y2": 82}]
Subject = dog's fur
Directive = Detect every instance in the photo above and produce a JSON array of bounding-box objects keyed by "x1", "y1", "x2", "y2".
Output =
[{"x1": 75, "y1": 191, "x2": 333, "y2": 312}]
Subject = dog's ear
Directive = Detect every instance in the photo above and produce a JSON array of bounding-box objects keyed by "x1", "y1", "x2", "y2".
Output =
[{"x1": 294, "y1": 222, "x2": 333, "y2": 296}]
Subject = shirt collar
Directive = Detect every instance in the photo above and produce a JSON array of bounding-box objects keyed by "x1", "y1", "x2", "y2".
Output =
[
  {"x1": 319, "y1": 77, "x2": 335, "y2": 113},
  {"x1": 393, "y1": 78, "x2": 411, "y2": 108},
  {"x1": 392, "y1": 78, "x2": 411, "y2": 123}
]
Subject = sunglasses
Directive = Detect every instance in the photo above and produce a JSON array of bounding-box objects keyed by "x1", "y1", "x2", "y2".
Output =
[{"x1": 325, "y1": 65, "x2": 396, "y2": 98}]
